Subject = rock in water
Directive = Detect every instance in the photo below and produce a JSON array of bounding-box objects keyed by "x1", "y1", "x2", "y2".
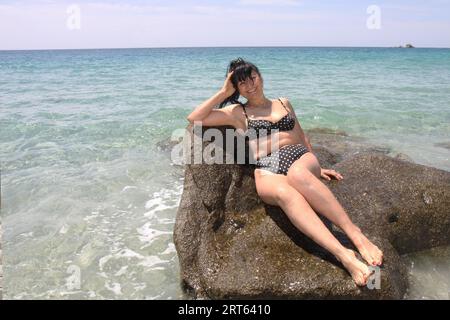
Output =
[{"x1": 173, "y1": 125, "x2": 450, "y2": 299}]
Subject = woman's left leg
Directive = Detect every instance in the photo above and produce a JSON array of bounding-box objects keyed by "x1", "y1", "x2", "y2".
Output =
[{"x1": 286, "y1": 152, "x2": 383, "y2": 266}]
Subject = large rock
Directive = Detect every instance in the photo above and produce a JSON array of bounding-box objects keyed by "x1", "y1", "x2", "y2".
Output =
[{"x1": 173, "y1": 125, "x2": 450, "y2": 299}]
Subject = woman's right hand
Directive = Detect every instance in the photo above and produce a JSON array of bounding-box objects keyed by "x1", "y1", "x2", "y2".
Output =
[{"x1": 220, "y1": 71, "x2": 236, "y2": 98}]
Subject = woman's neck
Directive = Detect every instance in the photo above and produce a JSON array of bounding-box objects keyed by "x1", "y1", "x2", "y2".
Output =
[{"x1": 246, "y1": 95, "x2": 270, "y2": 108}]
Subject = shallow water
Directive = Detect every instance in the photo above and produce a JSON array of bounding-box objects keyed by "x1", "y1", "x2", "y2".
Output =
[
  {"x1": 0, "y1": 47, "x2": 449, "y2": 299},
  {"x1": 403, "y1": 246, "x2": 450, "y2": 300}
]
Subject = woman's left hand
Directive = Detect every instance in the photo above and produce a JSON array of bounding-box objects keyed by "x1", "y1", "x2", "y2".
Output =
[{"x1": 320, "y1": 168, "x2": 343, "y2": 181}]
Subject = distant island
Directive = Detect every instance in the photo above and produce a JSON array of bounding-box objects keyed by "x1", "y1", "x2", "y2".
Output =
[{"x1": 398, "y1": 43, "x2": 415, "y2": 48}]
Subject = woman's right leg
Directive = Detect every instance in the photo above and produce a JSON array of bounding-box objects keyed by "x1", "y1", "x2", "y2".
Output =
[{"x1": 254, "y1": 169, "x2": 372, "y2": 286}]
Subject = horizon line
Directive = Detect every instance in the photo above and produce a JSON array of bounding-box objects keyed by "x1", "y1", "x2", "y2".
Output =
[{"x1": 1, "y1": 45, "x2": 450, "y2": 52}]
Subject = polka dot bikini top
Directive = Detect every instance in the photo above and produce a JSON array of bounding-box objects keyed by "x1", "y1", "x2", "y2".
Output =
[{"x1": 242, "y1": 98, "x2": 295, "y2": 138}]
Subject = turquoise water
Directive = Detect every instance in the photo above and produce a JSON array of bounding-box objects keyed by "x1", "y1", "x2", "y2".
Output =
[{"x1": 1, "y1": 47, "x2": 449, "y2": 299}]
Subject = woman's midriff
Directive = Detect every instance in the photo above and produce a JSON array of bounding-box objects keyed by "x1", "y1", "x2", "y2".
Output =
[{"x1": 248, "y1": 131, "x2": 303, "y2": 161}]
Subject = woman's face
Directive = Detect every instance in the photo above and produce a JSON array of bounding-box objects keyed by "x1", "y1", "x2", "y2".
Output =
[{"x1": 236, "y1": 70, "x2": 263, "y2": 99}]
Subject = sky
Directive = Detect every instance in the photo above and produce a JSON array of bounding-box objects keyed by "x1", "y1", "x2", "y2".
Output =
[{"x1": 0, "y1": 0, "x2": 449, "y2": 50}]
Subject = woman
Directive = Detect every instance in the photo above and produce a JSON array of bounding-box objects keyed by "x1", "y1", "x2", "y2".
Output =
[{"x1": 187, "y1": 58, "x2": 383, "y2": 286}]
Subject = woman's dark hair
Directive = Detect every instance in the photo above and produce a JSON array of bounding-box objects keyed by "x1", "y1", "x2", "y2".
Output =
[{"x1": 219, "y1": 58, "x2": 261, "y2": 108}]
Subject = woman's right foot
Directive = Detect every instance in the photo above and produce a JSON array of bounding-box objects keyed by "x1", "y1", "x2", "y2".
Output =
[
  {"x1": 346, "y1": 226, "x2": 384, "y2": 266},
  {"x1": 336, "y1": 249, "x2": 373, "y2": 286}
]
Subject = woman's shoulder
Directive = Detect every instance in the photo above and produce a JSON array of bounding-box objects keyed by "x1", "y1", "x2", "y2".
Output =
[
  {"x1": 221, "y1": 103, "x2": 247, "y2": 124},
  {"x1": 224, "y1": 103, "x2": 245, "y2": 114},
  {"x1": 278, "y1": 96, "x2": 291, "y2": 104},
  {"x1": 277, "y1": 96, "x2": 295, "y2": 110}
]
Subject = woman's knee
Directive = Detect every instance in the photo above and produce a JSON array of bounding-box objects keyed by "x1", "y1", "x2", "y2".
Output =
[
  {"x1": 256, "y1": 180, "x2": 291, "y2": 205},
  {"x1": 273, "y1": 184, "x2": 297, "y2": 205},
  {"x1": 255, "y1": 172, "x2": 299, "y2": 206},
  {"x1": 308, "y1": 154, "x2": 322, "y2": 178},
  {"x1": 305, "y1": 153, "x2": 321, "y2": 177}
]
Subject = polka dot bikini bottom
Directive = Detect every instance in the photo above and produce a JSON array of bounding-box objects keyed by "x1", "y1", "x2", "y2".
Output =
[{"x1": 255, "y1": 144, "x2": 310, "y2": 175}]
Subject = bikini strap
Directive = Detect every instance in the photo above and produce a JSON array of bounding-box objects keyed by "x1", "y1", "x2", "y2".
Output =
[
  {"x1": 278, "y1": 97, "x2": 290, "y2": 113},
  {"x1": 239, "y1": 102, "x2": 249, "y2": 120}
]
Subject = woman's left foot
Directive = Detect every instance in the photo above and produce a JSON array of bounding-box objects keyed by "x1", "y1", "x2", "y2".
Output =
[{"x1": 347, "y1": 226, "x2": 383, "y2": 266}]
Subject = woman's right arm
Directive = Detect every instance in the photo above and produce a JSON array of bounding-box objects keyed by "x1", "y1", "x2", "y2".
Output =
[{"x1": 187, "y1": 72, "x2": 238, "y2": 127}]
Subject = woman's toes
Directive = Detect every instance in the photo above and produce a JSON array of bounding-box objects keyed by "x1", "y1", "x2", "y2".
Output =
[
  {"x1": 364, "y1": 271, "x2": 374, "y2": 284},
  {"x1": 358, "y1": 270, "x2": 373, "y2": 286},
  {"x1": 378, "y1": 254, "x2": 384, "y2": 266},
  {"x1": 340, "y1": 249, "x2": 376, "y2": 287},
  {"x1": 373, "y1": 250, "x2": 383, "y2": 265},
  {"x1": 365, "y1": 253, "x2": 376, "y2": 266},
  {"x1": 356, "y1": 277, "x2": 366, "y2": 286}
]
